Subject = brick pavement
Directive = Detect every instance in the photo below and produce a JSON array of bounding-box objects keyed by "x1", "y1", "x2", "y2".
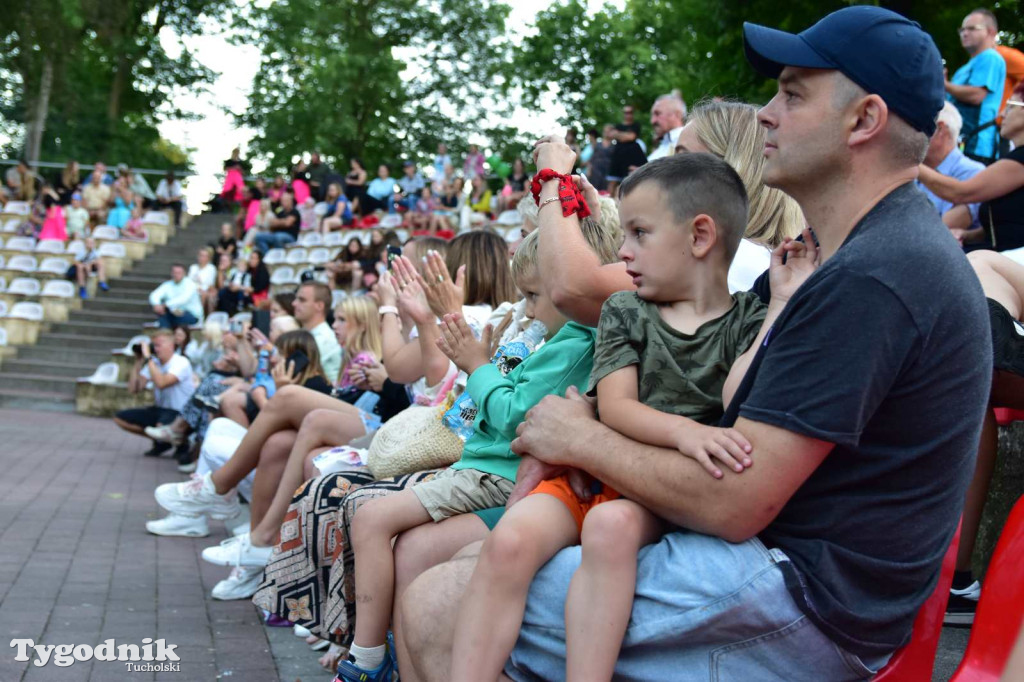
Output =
[
  {"x1": 0, "y1": 409, "x2": 972, "y2": 681},
  {"x1": 0, "y1": 409, "x2": 326, "y2": 682}
]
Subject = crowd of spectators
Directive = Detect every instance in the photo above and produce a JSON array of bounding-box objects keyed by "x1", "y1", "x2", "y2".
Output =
[{"x1": 86, "y1": 4, "x2": 1024, "y2": 681}]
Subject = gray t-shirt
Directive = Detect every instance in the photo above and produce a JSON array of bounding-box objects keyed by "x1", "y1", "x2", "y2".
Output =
[
  {"x1": 589, "y1": 290, "x2": 765, "y2": 425},
  {"x1": 724, "y1": 183, "x2": 991, "y2": 657}
]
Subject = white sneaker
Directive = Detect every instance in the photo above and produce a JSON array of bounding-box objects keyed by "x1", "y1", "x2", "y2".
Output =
[
  {"x1": 211, "y1": 565, "x2": 264, "y2": 600},
  {"x1": 201, "y1": 532, "x2": 273, "y2": 567},
  {"x1": 293, "y1": 624, "x2": 312, "y2": 638},
  {"x1": 145, "y1": 424, "x2": 184, "y2": 445},
  {"x1": 154, "y1": 472, "x2": 240, "y2": 520},
  {"x1": 145, "y1": 513, "x2": 209, "y2": 537}
]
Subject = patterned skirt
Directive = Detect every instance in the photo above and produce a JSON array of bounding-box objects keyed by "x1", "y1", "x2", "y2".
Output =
[{"x1": 251, "y1": 465, "x2": 439, "y2": 647}]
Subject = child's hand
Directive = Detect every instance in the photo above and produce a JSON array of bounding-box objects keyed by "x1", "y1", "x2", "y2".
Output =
[
  {"x1": 769, "y1": 227, "x2": 820, "y2": 305},
  {"x1": 675, "y1": 423, "x2": 753, "y2": 479},
  {"x1": 436, "y1": 313, "x2": 491, "y2": 375}
]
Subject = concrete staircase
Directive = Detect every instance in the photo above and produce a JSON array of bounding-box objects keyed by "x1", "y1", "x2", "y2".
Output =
[{"x1": 0, "y1": 214, "x2": 223, "y2": 411}]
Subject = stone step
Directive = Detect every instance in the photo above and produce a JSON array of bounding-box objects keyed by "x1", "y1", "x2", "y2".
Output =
[
  {"x1": 81, "y1": 297, "x2": 153, "y2": 314},
  {"x1": 37, "y1": 333, "x2": 135, "y2": 351},
  {"x1": 48, "y1": 321, "x2": 142, "y2": 339},
  {"x1": 66, "y1": 309, "x2": 150, "y2": 325},
  {"x1": 16, "y1": 346, "x2": 118, "y2": 365},
  {"x1": 1, "y1": 358, "x2": 96, "y2": 378},
  {"x1": 0, "y1": 387, "x2": 75, "y2": 411},
  {"x1": 0, "y1": 371, "x2": 78, "y2": 396}
]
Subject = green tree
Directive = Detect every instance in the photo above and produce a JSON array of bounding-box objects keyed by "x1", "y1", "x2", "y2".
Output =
[{"x1": 237, "y1": 0, "x2": 512, "y2": 174}]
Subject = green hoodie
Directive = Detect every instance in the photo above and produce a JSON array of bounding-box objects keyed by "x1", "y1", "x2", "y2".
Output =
[{"x1": 452, "y1": 321, "x2": 596, "y2": 482}]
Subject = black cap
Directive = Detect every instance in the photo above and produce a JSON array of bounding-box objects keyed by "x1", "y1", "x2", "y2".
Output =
[{"x1": 744, "y1": 6, "x2": 944, "y2": 135}]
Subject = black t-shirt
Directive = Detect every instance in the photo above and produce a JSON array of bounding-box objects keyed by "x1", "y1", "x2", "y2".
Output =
[
  {"x1": 273, "y1": 207, "x2": 301, "y2": 240},
  {"x1": 722, "y1": 183, "x2": 991, "y2": 658},
  {"x1": 980, "y1": 146, "x2": 1024, "y2": 251}
]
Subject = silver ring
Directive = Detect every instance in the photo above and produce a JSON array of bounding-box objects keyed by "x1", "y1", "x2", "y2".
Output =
[{"x1": 437, "y1": 274, "x2": 444, "y2": 283}]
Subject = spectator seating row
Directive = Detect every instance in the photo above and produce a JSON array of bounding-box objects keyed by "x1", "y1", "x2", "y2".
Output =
[
  {"x1": 0, "y1": 236, "x2": 131, "y2": 278},
  {"x1": 0, "y1": 277, "x2": 78, "y2": 322}
]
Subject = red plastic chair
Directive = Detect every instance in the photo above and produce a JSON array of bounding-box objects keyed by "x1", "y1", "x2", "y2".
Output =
[
  {"x1": 993, "y1": 408, "x2": 1024, "y2": 427},
  {"x1": 948, "y1": 495, "x2": 1024, "y2": 681},
  {"x1": 873, "y1": 523, "x2": 961, "y2": 681}
]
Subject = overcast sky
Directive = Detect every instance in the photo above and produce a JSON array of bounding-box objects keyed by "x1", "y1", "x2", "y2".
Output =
[{"x1": 159, "y1": 0, "x2": 618, "y2": 213}]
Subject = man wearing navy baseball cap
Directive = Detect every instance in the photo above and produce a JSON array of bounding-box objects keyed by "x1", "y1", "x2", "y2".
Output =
[{"x1": 398, "y1": 8, "x2": 993, "y2": 681}]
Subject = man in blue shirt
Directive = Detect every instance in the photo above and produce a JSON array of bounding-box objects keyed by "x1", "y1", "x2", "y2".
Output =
[
  {"x1": 946, "y1": 9, "x2": 1006, "y2": 163},
  {"x1": 917, "y1": 101, "x2": 986, "y2": 240},
  {"x1": 397, "y1": 161, "x2": 426, "y2": 211}
]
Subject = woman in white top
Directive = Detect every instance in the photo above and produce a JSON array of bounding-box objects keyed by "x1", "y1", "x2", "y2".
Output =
[{"x1": 188, "y1": 247, "x2": 218, "y2": 314}]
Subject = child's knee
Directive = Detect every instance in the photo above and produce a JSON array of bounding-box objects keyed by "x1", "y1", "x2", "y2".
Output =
[
  {"x1": 481, "y1": 522, "x2": 538, "y2": 575},
  {"x1": 581, "y1": 503, "x2": 647, "y2": 557},
  {"x1": 351, "y1": 497, "x2": 391, "y2": 547}
]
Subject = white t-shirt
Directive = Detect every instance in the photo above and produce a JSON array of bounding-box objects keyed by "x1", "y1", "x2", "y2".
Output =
[
  {"x1": 728, "y1": 238, "x2": 771, "y2": 294},
  {"x1": 188, "y1": 263, "x2": 217, "y2": 292},
  {"x1": 141, "y1": 353, "x2": 194, "y2": 412}
]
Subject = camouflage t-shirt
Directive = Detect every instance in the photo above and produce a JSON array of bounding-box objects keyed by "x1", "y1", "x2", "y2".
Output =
[{"x1": 588, "y1": 290, "x2": 766, "y2": 425}]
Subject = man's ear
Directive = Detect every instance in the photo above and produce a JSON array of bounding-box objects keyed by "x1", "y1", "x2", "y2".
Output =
[
  {"x1": 689, "y1": 214, "x2": 718, "y2": 259},
  {"x1": 848, "y1": 94, "x2": 889, "y2": 149}
]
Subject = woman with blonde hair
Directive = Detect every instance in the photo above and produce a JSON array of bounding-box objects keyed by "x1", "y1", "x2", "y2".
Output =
[{"x1": 678, "y1": 99, "x2": 805, "y2": 290}]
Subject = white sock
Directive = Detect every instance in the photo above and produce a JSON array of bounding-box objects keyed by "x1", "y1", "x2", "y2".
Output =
[{"x1": 349, "y1": 643, "x2": 386, "y2": 670}]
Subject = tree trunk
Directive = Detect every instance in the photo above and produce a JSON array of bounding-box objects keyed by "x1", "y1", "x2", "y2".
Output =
[{"x1": 25, "y1": 57, "x2": 54, "y2": 164}]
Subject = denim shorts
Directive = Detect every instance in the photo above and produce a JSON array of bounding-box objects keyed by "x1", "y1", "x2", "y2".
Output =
[{"x1": 505, "y1": 531, "x2": 890, "y2": 681}]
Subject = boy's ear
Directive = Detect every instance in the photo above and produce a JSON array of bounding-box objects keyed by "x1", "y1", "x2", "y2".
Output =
[{"x1": 689, "y1": 214, "x2": 718, "y2": 259}]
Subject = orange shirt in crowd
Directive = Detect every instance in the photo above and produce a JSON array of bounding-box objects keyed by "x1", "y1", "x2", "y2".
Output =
[{"x1": 996, "y1": 45, "x2": 1024, "y2": 121}]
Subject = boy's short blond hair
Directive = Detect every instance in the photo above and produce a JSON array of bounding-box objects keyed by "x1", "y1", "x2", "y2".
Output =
[{"x1": 511, "y1": 209, "x2": 622, "y2": 285}]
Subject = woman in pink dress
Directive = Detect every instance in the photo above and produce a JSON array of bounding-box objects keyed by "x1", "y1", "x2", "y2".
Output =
[
  {"x1": 221, "y1": 148, "x2": 246, "y2": 202},
  {"x1": 38, "y1": 186, "x2": 67, "y2": 241},
  {"x1": 291, "y1": 161, "x2": 311, "y2": 204}
]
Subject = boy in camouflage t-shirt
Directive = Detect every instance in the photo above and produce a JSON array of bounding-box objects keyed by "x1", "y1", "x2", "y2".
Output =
[{"x1": 451, "y1": 154, "x2": 766, "y2": 681}]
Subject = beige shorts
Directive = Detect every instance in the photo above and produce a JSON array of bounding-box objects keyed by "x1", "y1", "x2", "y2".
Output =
[{"x1": 411, "y1": 467, "x2": 515, "y2": 522}]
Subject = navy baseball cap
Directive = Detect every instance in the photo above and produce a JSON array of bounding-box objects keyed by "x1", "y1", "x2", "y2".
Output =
[{"x1": 743, "y1": 6, "x2": 944, "y2": 136}]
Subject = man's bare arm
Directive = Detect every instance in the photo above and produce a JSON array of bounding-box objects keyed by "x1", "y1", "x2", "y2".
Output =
[
  {"x1": 944, "y1": 82, "x2": 988, "y2": 106},
  {"x1": 513, "y1": 394, "x2": 832, "y2": 542}
]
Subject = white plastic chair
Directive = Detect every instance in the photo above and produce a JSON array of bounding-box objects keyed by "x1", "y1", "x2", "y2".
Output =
[
  {"x1": 205, "y1": 311, "x2": 229, "y2": 331},
  {"x1": 113, "y1": 334, "x2": 150, "y2": 356},
  {"x1": 9, "y1": 302, "x2": 43, "y2": 320},
  {"x1": 270, "y1": 266, "x2": 297, "y2": 285},
  {"x1": 308, "y1": 247, "x2": 331, "y2": 265},
  {"x1": 35, "y1": 240, "x2": 65, "y2": 254},
  {"x1": 91, "y1": 226, "x2": 119, "y2": 241},
  {"x1": 2, "y1": 219, "x2": 19, "y2": 233},
  {"x1": 285, "y1": 247, "x2": 309, "y2": 265},
  {"x1": 0, "y1": 301, "x2": 7, "y2": 317},
  {"x1": 41, "y1": 280, "x2": 74, "y2": 298},
  {"x1": 97, "y1": 242, "x2": 126, "y2": 259},
  {"x1": 8, "y1": 278, "x2": 41, "y2": 296},
  {"x1": 142, "y1": 211, "x2": 169, "y2": 225},
  {"x1": 78, "y1": 361, "x2": 119, "y2": 385},
  {"x1": 39, "y1": 257, "x2": 70, "y2": 275},
  {"x1": 0, "y1": 254, "x2": 5, "y2": 269},
  {"x1": 7, "y1": 255, "x2": 38, "y2": 272},
  {"x1": 66, "y1": 240, "x2": 86, "y2": 260},
  {"x1": 230, "y1": 311, "x2": 252, "y2": 326},
  {"x1": 299, "y1": 232, "x2": 324, "y2": 248},
  {"x1": 5, "y1": 236, "x2": 36, "y2": 252},
  {"x1": 349, "y1": 229, "x2": 369, "y2": 246},
  {"x1": 394, "y1": 228, "x2": 409, "y2": 243},
  {"x1": 331, "y1": 289, "x2": 348, "y2": 308},
  {"x1": 1, "y1": 201, "x2": 30, "y2": 216},
  {"x1": 313, "y1": 202, "x2": 329, "y2": 217},
  {"x1": 0, "y1": 327, "x2": 7, "y2": 345},
  {"x1": 263, "y1": 248, "x2": 287, "y2": 265},
  {"x1": 313, "y1": 270, "x2": 330, "y2": 284},
  {"x1": 0, "y1": 275, "x2": 6, "y2": 292},
  {"x1": 379, "y1": 214, "x2": 402, "y2": 229}
]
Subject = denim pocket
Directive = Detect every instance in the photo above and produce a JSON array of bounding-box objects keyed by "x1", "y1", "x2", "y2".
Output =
[{"x1": 710, "y1": 615, "x2": 874, "y2": 682}]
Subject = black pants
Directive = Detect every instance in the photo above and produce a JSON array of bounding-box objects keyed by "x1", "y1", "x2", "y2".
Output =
[
  {"x1": 159, "y1": 200, "x2": 183, "y2": 226},
  {"x1": 115, "y1": 405, "x2": 180, "y2": 428}
]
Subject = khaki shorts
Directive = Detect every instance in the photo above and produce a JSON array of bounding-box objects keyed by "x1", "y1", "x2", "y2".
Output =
[{"x1": 412, "y1": 467, "x2": 515, "y2": 522}]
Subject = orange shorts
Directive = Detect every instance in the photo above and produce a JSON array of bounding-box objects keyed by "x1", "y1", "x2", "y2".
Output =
[{"x1": 528, "y1": 474, "x2": 620, "y2": 533}]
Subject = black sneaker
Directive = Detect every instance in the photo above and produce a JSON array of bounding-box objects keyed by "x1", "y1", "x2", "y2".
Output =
[
  {"x1": 143, "y1": 442, "x2": 173, "y2": 457},
  {"x1": 944, "y1": 580, "x2": 981, "y2": 626}
]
